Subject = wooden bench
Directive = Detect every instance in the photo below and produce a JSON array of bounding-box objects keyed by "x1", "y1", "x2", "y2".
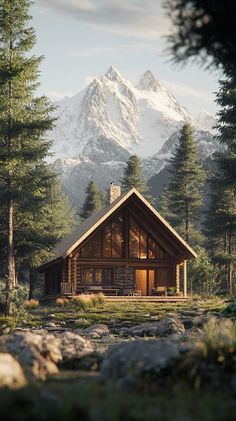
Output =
[{"x1": 78, "y1": 286, "x2": 119, "y2": 296}]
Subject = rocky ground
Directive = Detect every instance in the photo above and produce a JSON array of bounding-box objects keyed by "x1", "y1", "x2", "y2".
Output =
[{"x1": 0, "y1": 299, "x2": 236, "y2": 420}]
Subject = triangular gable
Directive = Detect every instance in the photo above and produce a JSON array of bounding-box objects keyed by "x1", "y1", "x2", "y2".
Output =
[{"x1": 38, "y1": 188, "x2": 197, "y2": 270}]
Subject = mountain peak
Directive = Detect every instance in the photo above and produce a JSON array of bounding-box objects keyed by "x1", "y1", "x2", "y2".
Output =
[
  {"x1": 137, "y1": 70, "x2": 162, "y2": 92},
  {"x1": 105, "y1": 65, "x2": 123, "y2": 82}
]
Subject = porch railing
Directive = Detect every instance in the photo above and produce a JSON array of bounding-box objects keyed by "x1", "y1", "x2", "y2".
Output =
[{"x1": 61, "y1": 282, "x2": 73, "y2": 295}]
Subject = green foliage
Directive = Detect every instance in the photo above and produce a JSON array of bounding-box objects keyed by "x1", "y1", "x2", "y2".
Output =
[
  {"x1": 80, "y1": 181, "x2": 103, "y2": 220},
  {"x1": 221, "y1": 302, "x2": 236, "y2": 317},
  {"x1": 159, "y1": 124, "x2": 205, "y2": 243},
  {"x1": 205, "y1": 75, "x2": 236, "y2": 293},
  {"x1": 121, "y1": 155, "x2": 150, "y2": 196},
  {"x1": 202, "y1": 318, "x2": 236, "y2": 361},
  {"x1": 165, "y1": 0, "x2": 236, "y2": 73},
  {"x1": 188, "y1": 246, "x2": 220, "y2": 295},
  {"x1": 0, "y1": 0, "x2": 75, "y2": 307}
]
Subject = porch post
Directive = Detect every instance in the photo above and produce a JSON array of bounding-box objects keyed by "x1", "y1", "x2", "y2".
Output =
[
  {"x1": 183, "y1": 260, "x2": 187, "y2": 297},
  {"x1": 176, "y1": 264, "x2": 180, "y2": 294}
]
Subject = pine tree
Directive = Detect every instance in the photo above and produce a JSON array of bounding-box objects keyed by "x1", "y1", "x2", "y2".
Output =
[
  {"x1": 121, "y1": 155, "x2": 149, "y2": 195},
  {"x1": 161, "y1": 124, "x2": 205, "y2": 243},
  {"x1": 0, "y1": 0, "x2": 56, "y2": 314},
  {"x1": 205, "y1": 181, "x2": 236, "y2": 293},
  {"x1": 204, "y1": 72, "x2": 236, "y2": 294},
  {"x1": 16, "y1": 180, "x2": 75, "y2": 299},
  {"x1": 80, "y1": 181, "x2": 103, "y2": 220},
  {"x1": 215, "y1": 74, "x2": 236, "y2": 190}
]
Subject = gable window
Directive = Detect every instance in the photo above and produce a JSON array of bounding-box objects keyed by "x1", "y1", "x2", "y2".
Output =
[
  {"x1": 83, "y1": 268, "x2": 114, "y2": 286},
  {"x1": 129, "y1": 216, "x2": 167, "y2": 259},
  {"x1": 80, "y1": 212, "x2": 124, "y2": 259}
]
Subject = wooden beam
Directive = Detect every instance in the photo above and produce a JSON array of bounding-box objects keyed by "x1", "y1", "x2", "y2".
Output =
[{"x1": 183, "y1": 260, "x2": 187, "y2": 297}]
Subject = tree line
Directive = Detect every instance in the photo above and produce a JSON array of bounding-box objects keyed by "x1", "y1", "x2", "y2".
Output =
[{"x1": 0, "y1": 0, "x2": 235, "y2": 315}]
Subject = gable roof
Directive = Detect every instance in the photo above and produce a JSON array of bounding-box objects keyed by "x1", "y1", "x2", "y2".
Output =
[{"x1": 38, "y1": 188, "x2": 197, "y2": 271}]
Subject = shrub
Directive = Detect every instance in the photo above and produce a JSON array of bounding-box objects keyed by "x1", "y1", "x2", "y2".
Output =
[
  {"x1": 221, "y1": 302, "x2": 236, "y2": 317},
  {"x1": 71, "y1": 294, "x2": 93, "y2": 310},
  {"x1": 24, "y1": 299, "x2": 39, "y2": 309},
  {"x1": 91, "y1": 293, "x2": 106, "y2": 306},
  {"x1": 56, "y1": 298, "x2": 69, "y2": 308},
  {"x1": 188, "y1": 246, "x2": 220, "y2": 295},
  {"x1": 202, "y1": 318, "x2": 236, "y2": 361}
]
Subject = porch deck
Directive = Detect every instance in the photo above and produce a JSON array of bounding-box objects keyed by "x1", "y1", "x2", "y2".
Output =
[{"x1": 104, "y1": 295, "x2": 190, "y2": 302}]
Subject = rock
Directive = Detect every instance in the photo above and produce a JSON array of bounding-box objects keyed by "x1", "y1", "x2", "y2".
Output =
[
  {"x1": 192, "y1": 316, "x2": 205, "y2": 327},
  {"x1": 84, "y1": 324, "x2": 110, "y2": 338},
  {"x1": 173, "y1": 327, "x2": 205, "y2": 344},
  {"x1": 101, "y1": 339, "x2": 182, "y2": 388},
  {"x1": 0, "y1": 353, "x2": 27, "y2": 389},
  {"x1": 181, "y1": 317, "x2": 194, "y2": 329},
  {"x1": 57, "y1": 331, "x2": 94, "y2": 361},
  {"x1": 3, "y1": 331, "x2": 61, "y2": 381},
  {"x1": 120, "y1": 318, "x2": 185, "y2": 338}
]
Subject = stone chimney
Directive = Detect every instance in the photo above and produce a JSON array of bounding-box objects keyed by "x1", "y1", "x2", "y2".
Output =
[{"x1": 107, "y1": 182, "x2": 121, "y2": 204}]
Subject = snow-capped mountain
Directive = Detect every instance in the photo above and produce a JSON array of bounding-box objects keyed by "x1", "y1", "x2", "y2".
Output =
[
  {"x1": 50, "y1": 66, "x2": 219, "y2": 209},
  {"x1": 51, "y1": 66, "x2": 196, "y2": 159},
  {"x1": 196, "y1": 111, "x2": 217, "y2": 133}
]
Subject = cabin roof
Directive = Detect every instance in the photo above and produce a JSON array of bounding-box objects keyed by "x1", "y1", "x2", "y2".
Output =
[{"x1": 37, "y1": 188, "x2": 197, "y2": 271}]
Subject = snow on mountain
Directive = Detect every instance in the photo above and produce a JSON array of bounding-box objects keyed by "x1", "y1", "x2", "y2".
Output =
[
  {"x1": 50, "y1": 66, "x2": 220, "y2": 209},
  {"x1": 51, "y1": 66, "x2": 197, "y2": 160},
  {"x1": 142, "y1": 129, "x2": 220, "y2": 180},
  {"x1": 196, "y1": 111, "x2": 217, "y2": 133}
]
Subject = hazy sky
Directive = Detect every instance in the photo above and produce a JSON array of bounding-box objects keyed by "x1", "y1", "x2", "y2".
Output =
[{"x1": 32, "y1": 0, "x2": 222, "y2": 116}]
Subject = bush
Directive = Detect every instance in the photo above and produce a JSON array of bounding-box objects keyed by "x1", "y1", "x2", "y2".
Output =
[
  {"x1": 56, "y1": 298, "x2": 69, "y2": 308},
  {"x1": 188, "y1": 246, "x2": 220, "y2": 295},
  {"x1": 24, "y1": 299, "x2": 39, "y2": 309},
  {"x1": 221, "y1": 302, "x2": 236, "y2": 317},
  {"x1": 202, "y1": 318, "x2": 236, "y2": 360},
  {"x1": 71, "y1": 294, "x2": 93, "y2": 310},
  {"x1": 91, "y1": 293, "x2": 106, "y2": 306}
]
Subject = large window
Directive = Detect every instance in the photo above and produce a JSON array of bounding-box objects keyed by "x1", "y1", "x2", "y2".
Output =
[
  {"x1": 129, "y1": 216, "x2": 168, "y2": 259},
  {"x1": 80, "y1": 212, "x2": 124, "y2": 259},
  {"x1": 83, "y1": 268, "x2": 114, "y2": 286}
]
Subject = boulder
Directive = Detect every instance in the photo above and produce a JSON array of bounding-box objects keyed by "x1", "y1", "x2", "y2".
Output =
[
  {"x1": 101, "y1": 339, "x2": 182, "y2": 388},
  {"x1": 84, "y1": 324, "x2": 110, "y2": 338},
  {"x1": 0, "y1": 353, "x2": 27, "y2": 389},
  {"x1": 57, "y1": 331, "x2": 94, "y2": 361},
  {"x1": 3, "y1": 331, "x2": 61, "y2": 380},
  {"x1": 120, "y1": 318, "x2": 185, "y2": 337}
]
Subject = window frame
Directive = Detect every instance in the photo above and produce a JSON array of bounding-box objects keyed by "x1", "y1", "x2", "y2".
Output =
[{"x1": 82, "y1": 267, "x2": 115, "y2": 286}]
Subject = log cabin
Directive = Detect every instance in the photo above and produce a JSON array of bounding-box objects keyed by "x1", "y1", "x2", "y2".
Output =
[{"x1": 38, "y1": 185, "x2": 197, "y2": 298}]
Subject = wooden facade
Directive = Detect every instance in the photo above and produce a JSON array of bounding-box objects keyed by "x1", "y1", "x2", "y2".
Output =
[{"x1": 38, "y1": 188, "x2": 197, "y2": 298}]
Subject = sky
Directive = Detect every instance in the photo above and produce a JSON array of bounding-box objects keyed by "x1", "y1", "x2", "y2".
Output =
[{"x1": 32, "y1": 0, "x2": 222, "y2": 117}]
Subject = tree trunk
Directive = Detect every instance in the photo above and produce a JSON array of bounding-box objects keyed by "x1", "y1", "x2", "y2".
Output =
[
  {"x1": 185, "y1": 202, "x2": 189, "y2": 243},
  {"x1": 28, "y1": 268, "x2": 36, "y2": 300},
  {"x1": 228, "y1": 225, "x2": 233, "y2": 295},
  {"x1": 5, "y1": 199, "x2": 15, "y2": 316}
]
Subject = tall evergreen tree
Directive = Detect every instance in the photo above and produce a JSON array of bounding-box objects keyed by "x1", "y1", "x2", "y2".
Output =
[
  {"x1": 160, "y1": 124, "x2": 205, "y2": 243},
  {"x1": 80, "y1": 181, "x2": 103, "y2": 221},
  {"x1": 121, "y1": 155, "x2": 149, "y2": 195},
  {"x1": 205, "y1": 73, "x2": 236, "y2": 293},
  {"x1": 0, "y1": 0, "x2": 56, "y2": 314},
  {"x1": 215, "y1": 74, "x2": 236, "y2": 190}
]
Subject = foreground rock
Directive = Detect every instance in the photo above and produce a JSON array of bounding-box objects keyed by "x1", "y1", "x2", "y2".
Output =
[
  {"x1": 0, "y1": 353, "x2": 27, "y2": 389},
  {"x1": 2, "y1": 332, "x2": 61, "y2": 381},
  {"x1": 57, "y1": 331, "x2": 94, "y2": 361},
  {"x1": 120, "y1": 318, "x2": 185, "y2": 337},
  {"x1": 101, "y1": 339, "x2": 183, "y2": 388}
]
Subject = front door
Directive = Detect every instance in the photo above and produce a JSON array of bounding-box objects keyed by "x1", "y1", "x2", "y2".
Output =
[{"x1": 135, "y1": 270, "x2": 155, "y2": 296}]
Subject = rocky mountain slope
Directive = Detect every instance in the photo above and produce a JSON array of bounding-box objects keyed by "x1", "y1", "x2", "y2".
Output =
[
  {"x1": 51, "y1": 66, "x2": 196, "y2": 159},
  {"x1": 50, "y1": 66, "x2": 218, "y2": 209}
]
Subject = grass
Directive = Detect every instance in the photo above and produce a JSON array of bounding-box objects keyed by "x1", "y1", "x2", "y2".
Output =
[
  {"x1": 0, "y1": 296, "x2": 229, "y2": 331},
  {"x1": 0, "y1": 374, "x2": 235, "y2": 421}
]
